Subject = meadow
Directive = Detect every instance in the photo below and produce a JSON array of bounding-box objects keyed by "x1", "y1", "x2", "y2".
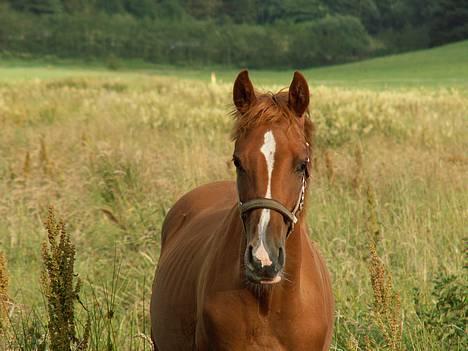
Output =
[
  {"x1": 0, "y1": 47, "x2": 467, "y2": 350},
  {"x1": 1, "y1": 40, "x2": 468, "y2": 89}
]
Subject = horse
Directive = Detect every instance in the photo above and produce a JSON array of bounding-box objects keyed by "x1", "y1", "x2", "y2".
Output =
[{"x1": 150, "y1": 70, "x2": 334, "y2": 350}]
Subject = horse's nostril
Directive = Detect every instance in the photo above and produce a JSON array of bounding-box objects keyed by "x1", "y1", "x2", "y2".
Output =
[{"x1": 278, "y1": 247, "x2": 285, "y2": 266}]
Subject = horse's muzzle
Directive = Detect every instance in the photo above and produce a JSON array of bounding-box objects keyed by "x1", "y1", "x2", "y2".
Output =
[{"x1": 244, "y1": 244, "x2": 284, "y2": 284}]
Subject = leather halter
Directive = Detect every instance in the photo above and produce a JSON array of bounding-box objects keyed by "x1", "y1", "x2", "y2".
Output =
[{"x1": 239, "y1": 173, "x2": 307, "y2": 237}]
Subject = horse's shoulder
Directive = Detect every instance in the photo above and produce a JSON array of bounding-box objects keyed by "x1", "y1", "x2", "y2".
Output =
[
  {"x1": 161, "y1": 181, "x2": 237, "y2": 246},
  {"x1": 302, "y1": 235, "x2": 335, "y2": 350}
]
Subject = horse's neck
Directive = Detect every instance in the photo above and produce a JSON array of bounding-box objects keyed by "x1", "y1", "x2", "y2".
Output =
[{"x1": 284, "y1": 220, "x2": 306, "y2": 283}]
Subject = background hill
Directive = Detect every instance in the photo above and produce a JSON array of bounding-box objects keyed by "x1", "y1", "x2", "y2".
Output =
[{"x1": 1, "y1": 0, "x2": 467, "y2": 69}]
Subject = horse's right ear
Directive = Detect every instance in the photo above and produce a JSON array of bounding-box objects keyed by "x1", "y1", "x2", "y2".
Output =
[
  {"x1": 288, "y1": 71, "x2": 310, "y2": 118},
  {"x1": 233, "y1": 70, "x2": 256, "y2": 114}
]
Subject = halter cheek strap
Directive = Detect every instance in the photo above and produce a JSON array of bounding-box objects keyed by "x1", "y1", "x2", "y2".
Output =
[{"x1": 238, "y1": 175, "x2": 307, "y2": 237}]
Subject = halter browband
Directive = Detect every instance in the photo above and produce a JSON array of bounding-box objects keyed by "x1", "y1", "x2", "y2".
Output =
[{"x1": 238, "y1": 175, "x2": 307, "y2": 237}]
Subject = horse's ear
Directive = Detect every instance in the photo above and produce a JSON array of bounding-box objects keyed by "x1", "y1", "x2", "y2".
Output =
[
  {"x1": 288, "y1": 71, "x2": 310, "y2": 118},
  {"x1": 233, "y1": 70, "x2": 256, "y2": 114}
]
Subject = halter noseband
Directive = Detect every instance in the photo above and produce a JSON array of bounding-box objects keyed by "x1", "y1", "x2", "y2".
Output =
[{"x1": 238, "y1": 173, "x2": 307, "y2": 237}]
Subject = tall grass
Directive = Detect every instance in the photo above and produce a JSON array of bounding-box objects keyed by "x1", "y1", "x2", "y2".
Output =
[{"x1": 0, "y1": 76, "x2": 466, "y2": 350}]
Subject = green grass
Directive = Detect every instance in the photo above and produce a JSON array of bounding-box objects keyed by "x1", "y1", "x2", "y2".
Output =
[
  {"x1": 0, "y1": 43, "x2": 466, "y2": 349},
  {"x1": 304, "y1": 40, "x2": 468, "y2": 88},
  {"x1": 1, "y1": 40, "x2": 468, "y2": 89}
]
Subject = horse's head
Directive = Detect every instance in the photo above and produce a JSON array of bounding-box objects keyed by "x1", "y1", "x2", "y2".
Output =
[{"x1": 232, "y1": 70, "x2": 313, "y2": 285}]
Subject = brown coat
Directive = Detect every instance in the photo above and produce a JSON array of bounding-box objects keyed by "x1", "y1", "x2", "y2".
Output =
[{"x1": 150, "y1": 181, "x2": 333, "y2": 350}]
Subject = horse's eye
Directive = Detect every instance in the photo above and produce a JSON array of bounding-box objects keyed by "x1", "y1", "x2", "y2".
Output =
[
  {"x1": 233, "y1": 156, "x2": 244, "y2": 172},
  {"x1": 296, "y1": 161, "x2": 308, "y2": 174}
]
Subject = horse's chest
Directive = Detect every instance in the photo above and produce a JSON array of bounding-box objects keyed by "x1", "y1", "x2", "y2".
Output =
[
  {"x1": 199, "y1": 291, "x2": 325, "y2": 351},
  {"x1": 201, "y1": 313, "x2": 288, "y2": 350}
]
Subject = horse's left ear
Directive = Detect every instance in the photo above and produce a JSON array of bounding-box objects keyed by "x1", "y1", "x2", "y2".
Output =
[{"x1": 288, "y1": 71, "x2": 310, "y2": 118}]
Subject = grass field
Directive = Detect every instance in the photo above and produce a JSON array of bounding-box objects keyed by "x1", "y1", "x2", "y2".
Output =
[
  {"x1": 0, "y1": 45, "x2": 467, "y2": 350},
  {"x1": 1, "y1": 40, "x2": 468, "y2": 89}
]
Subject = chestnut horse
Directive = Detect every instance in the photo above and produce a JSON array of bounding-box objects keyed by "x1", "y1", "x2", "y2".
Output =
[{"x1": 150, "y1": 71, "x2": 334, "y2": 350}]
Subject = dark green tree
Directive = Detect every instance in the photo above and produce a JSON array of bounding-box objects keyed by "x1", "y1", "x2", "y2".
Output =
[
  {"x1": 95, "y1": 0, "x2": 125, "y2": 14},
  {"x1": 221, "y1": 0, "x2": 257, "y2": 23},
  {"x1": 123, "y1": 0, "x2": 158, "y2": 18},
  {"x1": 157, "y1": 0, "x2": 186, "y2": 20},
  {"x1": 281, "y1": 0, "x2": 329, "y2": 22},
  {"x1": 185, "y1": 0, "x2": 221, "y2": 19},
  {"x1": 256, "y1": 0, "x2": 284, "y2": 24},
  {"x1": 10, "y1": 0, "x2": 62, "y2": 14},
  {"x1": 430, "y1": 0, "x2": 468, "y2": 46},
  {"x1": 327, "y1": 0, "x2": 381, "y2": 33}
]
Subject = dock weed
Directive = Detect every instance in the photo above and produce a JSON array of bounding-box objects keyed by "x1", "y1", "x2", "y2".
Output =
[
  {"x1": 41, "y1": 207, "x2": 90, "y2": 351},
  {"x1": 365, "y1": 185, "x2": 402, "y2": 351}
]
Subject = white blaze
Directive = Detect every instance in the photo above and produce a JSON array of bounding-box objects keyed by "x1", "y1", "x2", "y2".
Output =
[{"x1": 253, "y1": 130, "x2": 276, "y2": 267}]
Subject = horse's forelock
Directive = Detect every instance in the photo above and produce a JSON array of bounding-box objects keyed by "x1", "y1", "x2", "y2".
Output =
[{"x1": 231, "y1": 91, "x2": 314, "y2": 153}]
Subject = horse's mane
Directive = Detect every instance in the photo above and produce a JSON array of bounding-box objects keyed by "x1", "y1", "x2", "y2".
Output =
[{"x1": 231, "y1": 91, "x2": 315, "y2": 151}]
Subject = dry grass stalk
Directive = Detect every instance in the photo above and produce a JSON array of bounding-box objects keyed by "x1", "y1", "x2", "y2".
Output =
[
  {"x1": 347, "y1": 334, "x2": 359, "y2": 351},
  {"x1": 324, "y1": 149, "x2": 335, "y2": 183},
  {"x1": 39, "y1": 136, "x2": 50, "y2": 174},
  {"x1": 100, "y1": 208, "x2": 127, "y2": 231},
  {"x1": 80, "y1": 132, "x2": 88, "y2": 147},
  {"x1": 0, "y1": 252, "x2": 10, "y2": 333},
  {"x1": 364, "y1": 335, "x2": 374, "y2": 351},
  {"x1": 23, "y1": 151, "x2": 31, "y2": 177},
  {"x1": 0, "y1": 253, "x2": 8, "y2": 301},
  {"x1": 352, "y1": 144, "x2": 364, "y2": 191},
  {"x1": 41, "y1": 207, "x2": 90, "y2": 351},
  {"x1": 365, "y1": 185, "x2": 402, "y2": 351},
  {"x1": 311, "y1": 153, "x2": 319, "y2": 174}
]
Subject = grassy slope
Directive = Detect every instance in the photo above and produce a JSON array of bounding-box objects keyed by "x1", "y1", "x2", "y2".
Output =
[
  {"x1": 304, "y1": 40, "x2": 468, "y2": 87},
  {"x1": 161, "y1": 40, "x2": 468, "y2": 89},
  {"x1": 1, "y1": 41, "x2": 467, "y2": 89}
]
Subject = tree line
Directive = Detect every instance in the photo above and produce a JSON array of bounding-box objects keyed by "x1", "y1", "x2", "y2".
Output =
[{"x1": 0, "y1": 0, "x2": 466, "y2": 68}]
